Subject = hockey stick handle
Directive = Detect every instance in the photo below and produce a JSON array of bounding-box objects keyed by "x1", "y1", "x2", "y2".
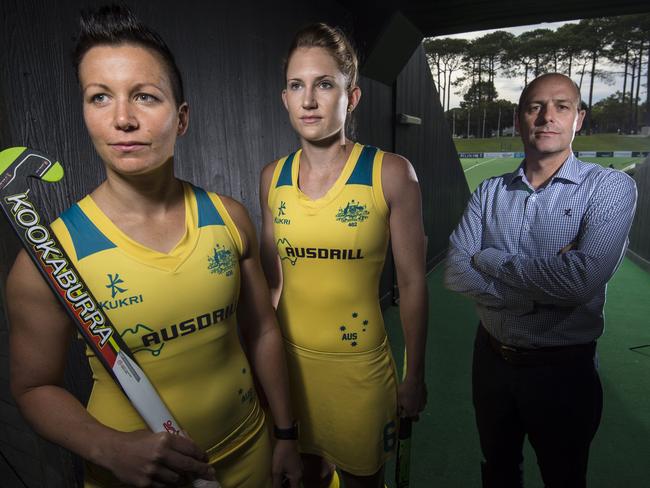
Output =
[
  {"x1": 399, "y1": 417, "x2": 412, "y2": 439},
  {"x1": 395, "y1": 346, "x2": 413, "y2": 487},
  {"x1": 0, "y1": 148, "x2": 219, "y2": 487},
  {"x1": 116, "y1": 354, "x2": 219, "y2": 488},
  {"x1": 396, "y1": 417, "x2": 412, "y2": 488}
]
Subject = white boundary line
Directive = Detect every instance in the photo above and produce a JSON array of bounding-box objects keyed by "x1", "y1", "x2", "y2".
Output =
[
  {"x1": 621, "y1": 163, "x2": 637, "y2": 172},
  {"x1": 463, "y1": 158, "x2": 497, "y2": 173}
]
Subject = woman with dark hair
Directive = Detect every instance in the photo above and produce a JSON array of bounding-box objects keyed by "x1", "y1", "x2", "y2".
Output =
[
  {"x1": 259, "y1": 23, "x2": 428, "y2": 488},
  {"x1": 8, "y1": 5, "x2": 301, "y2": 487}
]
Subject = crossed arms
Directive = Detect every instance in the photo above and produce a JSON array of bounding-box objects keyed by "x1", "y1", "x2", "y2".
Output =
[{"x1": 444, "y1": 171, "x2": 637, "y2": 310}]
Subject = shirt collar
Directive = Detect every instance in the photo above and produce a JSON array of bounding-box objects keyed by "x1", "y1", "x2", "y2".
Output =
[
  {"x1": 506, "y1": 152, "x2": 583, "y2": 188},
  {"x1": 504, "y1": 162, "x2": 527, "y2": 187},
  {"x1": 551, "y1": 152, "x2": 582, "y2": 184}
]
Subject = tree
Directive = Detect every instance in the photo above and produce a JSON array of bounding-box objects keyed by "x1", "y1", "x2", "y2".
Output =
[
  {"x1": 607, "y1": 17, "x2": 634, "y2": 130},
  {"x1": 459, "y1": 40, "x2": 488, "y2": 136},
  {"x1": 425, "y1": 14, "x2": 650, "y2": 131},
  {"x1": 448, "y1": 98, "x2": 516, "y2": 138},
  {"x1": 555, "y1": 23, "x2": 584, "y2": 77},
  {"x1": 633, "y1": 40, "x2": 644, "y2": 130},
  {"x1": 460, "y1": 80, "x2": 499, "y2": 107},
  {"x1": 521, "y1": 29, "x2": 554, "y2": 76},
  {"x1": 423, "y1": 38, "x2": 445, "y2": 105},
  {"x1": 591, "y1": 92, "x2": 630, "y2": 133},
  {"x1": 576, "y1": 18, "x2": 614, "y2": 133},
  {"x1": 472, "y1": 31, "x2": 515, "y2": 90},
  {"x1": 485, "y1": 99, "x2": 518, "y2": 137},
  {"x1": 627, "y1": 14, "x2": 650, "y2": 130},
  {"x1": 423, "y1": 38, "x2": 468, "y2": 112},
  {"x1": 637, "y1": 14, "x2": 650, "y2": 127},
  {"x1": 606, "y1": 15, "x2": 650, "y2": 132},
  {"x1": 443, "y1": 39, "x2": 468, "y2": 112},
  {"x1": 458, "y1": 34, "x2": 515, "y2": 136}
]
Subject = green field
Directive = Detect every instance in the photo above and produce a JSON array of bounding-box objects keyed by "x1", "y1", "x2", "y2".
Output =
[
  {"x1": 461, "y1": 157, "x2": 643, "y2": 192},
  {"x1": 454, "y1": 133, "x2": 650, "y2": 152}
]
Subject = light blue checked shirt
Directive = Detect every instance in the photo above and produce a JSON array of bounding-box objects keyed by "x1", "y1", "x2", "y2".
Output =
[{"x1": 444, "y1": 154, "x2": 637, "y2": 347}]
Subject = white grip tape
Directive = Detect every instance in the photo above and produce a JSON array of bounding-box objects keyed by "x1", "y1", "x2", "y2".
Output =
[
  {"x1": 113, "y1": 351, "x2": 177, "y2": 432},
  {"x1": 112, "y1": 352, "x2": 222, "y2": 488}
]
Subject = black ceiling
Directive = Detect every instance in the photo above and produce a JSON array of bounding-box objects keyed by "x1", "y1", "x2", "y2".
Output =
[{"x1": 340, "y1": 0, "x2": 650, "y2": 37}]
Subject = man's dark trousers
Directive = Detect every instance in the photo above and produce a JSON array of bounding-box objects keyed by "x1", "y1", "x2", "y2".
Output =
[{"x1": 473, "y1": 325, "x2": 603, "y2": 488}]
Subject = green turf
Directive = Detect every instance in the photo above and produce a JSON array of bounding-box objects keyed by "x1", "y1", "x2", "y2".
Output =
[
  {"x1": 461, "y1": 157, "x2": 644, "y2": 193},
  {"x1": 384, "y1": 258, "x2": 650, "y2": 487},
  {"x1": 454, "y1": 133, "x2": 650, "y2": 152},
  {"x1": 384, "y1": 267, "x2": 479, "y2": 487}
]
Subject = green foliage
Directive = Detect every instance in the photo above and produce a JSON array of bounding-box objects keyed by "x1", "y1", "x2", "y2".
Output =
[
  {"x1": 591, "y1": 92, "x2": 643, "y2": 133},
  {"x1": 450, "y1": 99, "x2": 517, "y2": 138},
  {"x1": 460, "y1": 81, "x2": 498, "y2": 106},
  {"x1": 554, "y1": 23, "x2": 584, "y2": 76}
]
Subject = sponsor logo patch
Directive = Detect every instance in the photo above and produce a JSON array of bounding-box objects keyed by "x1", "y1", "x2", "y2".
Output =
[
  {"x1": 276, "y1": 237, "x2": 364, "y2": 266},
  {"x1": 100, "y1": 274, "x2": 144, "y2": 311},
  {"x1": 106, "y1": 273, "x2": 127, "y2": 298},
  {"x1": 120, "y1": 304, "x2": 237, "y2": 356},
  {"x1": 208, "y1": 244, "x2": 235, "y2": 276},
  {"x1": 336, "y1": 200, "x2": 369, "y2": 227},
  {"x1": 274, "y1": 200, "x2": 290, "y2": 225}
]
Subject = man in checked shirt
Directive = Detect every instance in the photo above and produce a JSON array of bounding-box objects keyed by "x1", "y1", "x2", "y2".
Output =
[{"x1": 444, "y1": 73, "x2": 637, "y2": 488}]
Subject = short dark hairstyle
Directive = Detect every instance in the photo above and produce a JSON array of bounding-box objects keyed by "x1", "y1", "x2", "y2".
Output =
[
  {"x1": 284, "y1": 22, "x2": 359, "y2": 89},
  {"x1": 73, "y1": 4, "x2": 185, "y2": 107},
  {"x1": 517, "y1": 73, "x2": 582, "y2": 116}
]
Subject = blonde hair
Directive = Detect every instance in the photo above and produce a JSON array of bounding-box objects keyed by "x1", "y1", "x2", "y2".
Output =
[{"x1": 284, "y1": 22, "x2": 358, "y2": 89}]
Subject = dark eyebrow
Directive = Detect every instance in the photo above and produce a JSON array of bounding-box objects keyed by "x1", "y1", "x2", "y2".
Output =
[
  {"x1": 82, "y1": 82, "x2": 164, "y2": 94},
  {"x1": 131, "y1": 83, "x2": 164, "y2": 93},
  {"x1": 553, "y1": 99, "x2": 575, "y2": 105},
  {"x1": 82, "y1": 82, "x2": 110, "y2": 93},
  {"x1": 525, "y1": 98, "x2": 575, "y2": 106},
  {"x1": 287, "y1": 74, "x2": 336, "y2": 83}
]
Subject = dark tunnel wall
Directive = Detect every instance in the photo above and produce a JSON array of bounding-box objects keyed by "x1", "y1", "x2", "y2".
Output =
[
  {"x1": 0, "y1": 2, "x2": 354, "y2": 485},
  {"x1": 395, "y1": 46, "x2": 470, "y2": 267},
  {"x1": 354, "y1": 78, "x2": 397, "y2": 305},
  {"x1": 0, "y1": 1, "x2": 468, "y2": 485}
]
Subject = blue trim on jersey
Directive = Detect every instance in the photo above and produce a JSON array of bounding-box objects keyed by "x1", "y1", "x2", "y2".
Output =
[
  {"x1": 276, "y1": 152, "x2": 296, "y2": 187},
  {"x1": 192, "y1": 185, "x2": 225, "y2": 227},
  {"x1": 60, "y1": 204, "x2": 116, "y2": 260},
  {"x1": 346, "y1": 146, "x2": 377, "y2": 186}
]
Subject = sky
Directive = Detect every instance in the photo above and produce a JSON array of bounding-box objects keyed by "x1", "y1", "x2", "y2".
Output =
[{"x1": 430, "y1": 20, "x2": 637, "y2": 110}]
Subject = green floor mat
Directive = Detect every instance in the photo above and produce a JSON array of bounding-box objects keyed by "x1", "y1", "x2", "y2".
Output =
[{"x1": 384, "y1": 258, "x2": 650, "y2": 487}]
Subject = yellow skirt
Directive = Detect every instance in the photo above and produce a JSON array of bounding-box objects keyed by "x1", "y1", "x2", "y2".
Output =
[{"x1": 284, "y1": 337, "x2": 399, "y2": 476}]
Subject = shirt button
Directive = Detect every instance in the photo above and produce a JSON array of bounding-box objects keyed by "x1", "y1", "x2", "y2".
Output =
[{"x1": 530, "y1": 194, "x2": 536, "y2": 200}]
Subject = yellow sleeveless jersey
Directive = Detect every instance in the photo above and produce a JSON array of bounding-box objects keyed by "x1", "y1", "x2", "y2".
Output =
[
  {"x1": 268, "y1": 143, "x2": 390, "y2": 353},
  {"x1": 51, "y1": 182, "x2": 262, "y2": 457}
]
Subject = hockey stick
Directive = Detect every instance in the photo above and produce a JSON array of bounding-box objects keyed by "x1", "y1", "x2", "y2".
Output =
[
  {"x1": 0, "y1": 147, "x2": 219, "y2": 488},
  {"x1": 395, "y1": 346, "x2": 412, "y2": 488},
  {"x1": 395, "y1": 236, "x2": 427, "y2": 488}
]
